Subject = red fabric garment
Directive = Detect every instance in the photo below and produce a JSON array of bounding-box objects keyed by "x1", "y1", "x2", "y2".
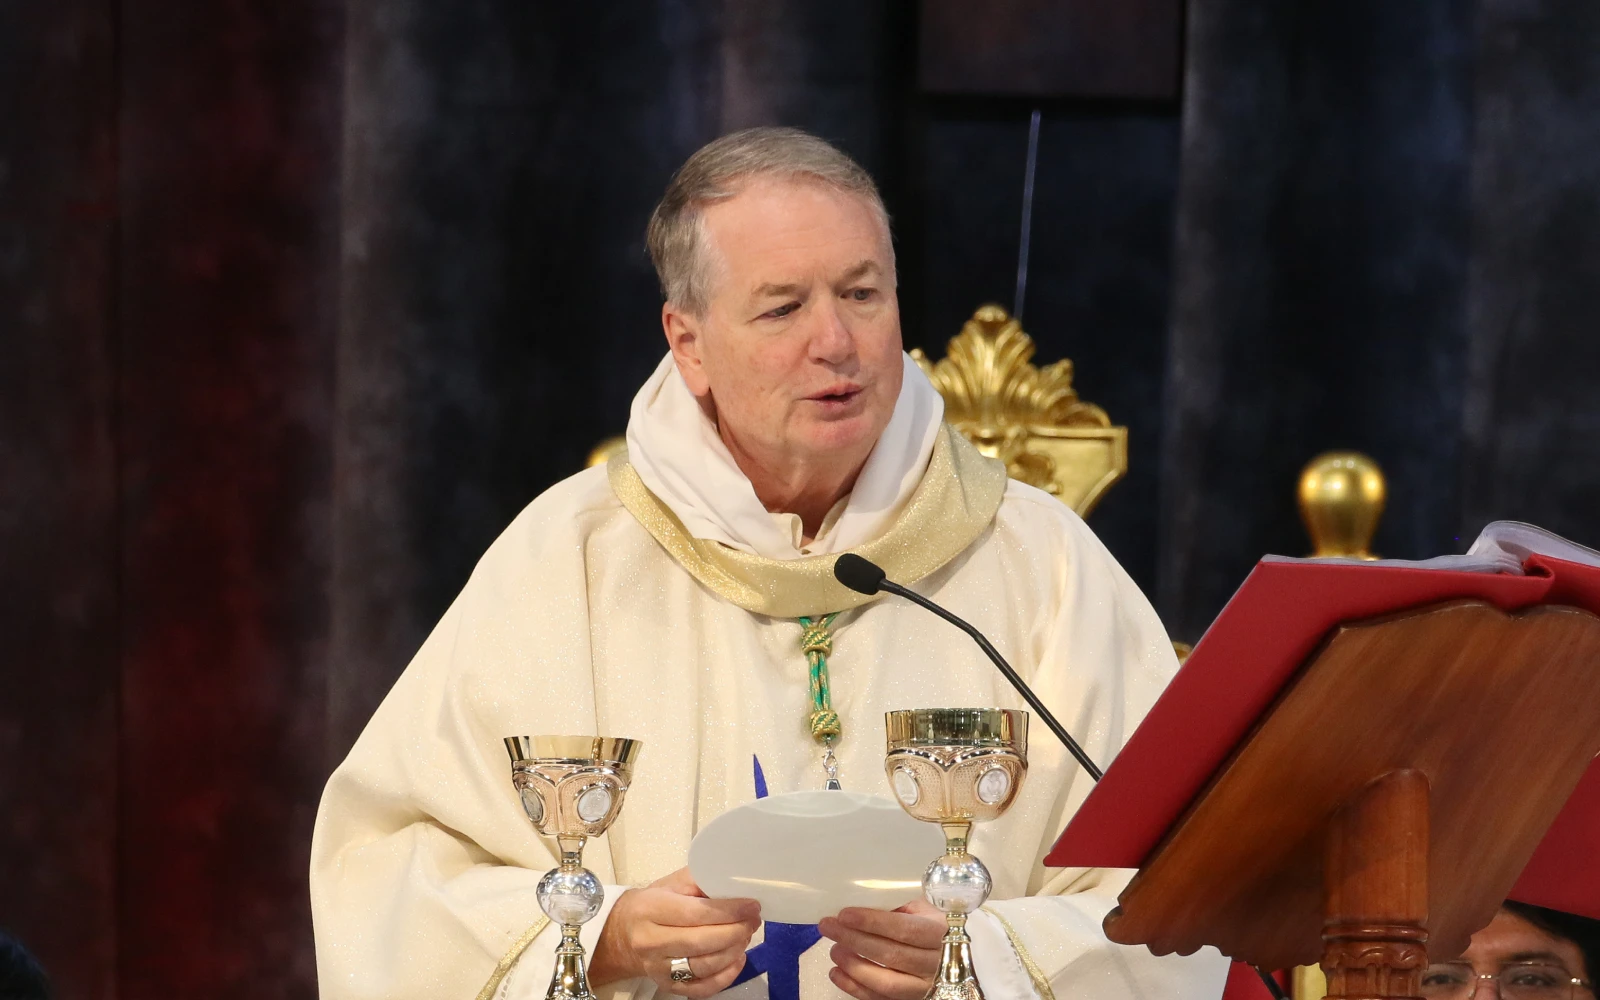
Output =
[
  {"x1": 1219, "y1": 962, "x2": 1285, "y2": 1000},
  {"x1": 1048, "y1": 555, "x2": 1600, "y2": 919}
]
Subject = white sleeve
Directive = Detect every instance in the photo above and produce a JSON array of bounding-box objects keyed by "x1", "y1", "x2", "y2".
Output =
[{"x1": 968, "y1": 877, "x2": 1229, "y2": 1000}]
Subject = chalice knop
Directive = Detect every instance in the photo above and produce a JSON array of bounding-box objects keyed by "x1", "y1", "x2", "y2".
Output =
[
  {"x1": 505, "y1": 736, "x2": 643, "y2": 1000},
  {"x1": 885, "y1": 709, "x2": 1028, "y2": 1000}
]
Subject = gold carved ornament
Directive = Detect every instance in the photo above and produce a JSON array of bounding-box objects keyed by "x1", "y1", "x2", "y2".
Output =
[{"x1": 911, "y1": 304, "x2": 1128, "y2": 518}]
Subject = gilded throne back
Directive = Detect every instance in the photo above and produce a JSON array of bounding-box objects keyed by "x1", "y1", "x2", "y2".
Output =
[{"x1": 912, "y1": 304, "x2": 1127, "y2": 518}]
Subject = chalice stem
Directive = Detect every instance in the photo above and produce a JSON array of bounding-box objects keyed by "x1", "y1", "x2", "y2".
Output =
[
  {"x1": 545, "y1": 841, "x2": 601, "y2": 1000},
  {"x1": 929, "y1": 912, "x2": 981, "y2": 1000},
  {"x1": 546, "y1": 924, "x2": 594, "y2": 1000},
  {"x1": 924, "y1": 820, "x2": 986, "y2": 1000}
]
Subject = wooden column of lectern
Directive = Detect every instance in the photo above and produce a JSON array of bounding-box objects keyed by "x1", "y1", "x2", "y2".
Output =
[{"x1": 1098, "y1": 600, "x2": 1600, "y2": 999}]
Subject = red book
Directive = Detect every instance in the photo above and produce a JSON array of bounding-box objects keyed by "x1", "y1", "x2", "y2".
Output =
[{"x1": 1047, "y1": 543, "x2": 1600, "y2": 920}]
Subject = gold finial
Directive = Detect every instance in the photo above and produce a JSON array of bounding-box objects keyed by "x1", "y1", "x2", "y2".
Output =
[
  {"x1": 586, "y1": 436, "x2": 627, "y2": 469},
  {"x1": 1297, "y1": 451, "x2": 1386, "y2": 558}
]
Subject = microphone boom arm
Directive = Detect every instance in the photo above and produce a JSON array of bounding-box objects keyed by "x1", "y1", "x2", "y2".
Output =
[{"x1": 877, "y1": 579, "x2": 1104, "y2": 782}]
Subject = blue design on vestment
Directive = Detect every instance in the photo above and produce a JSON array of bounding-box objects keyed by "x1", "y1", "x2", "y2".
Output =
[
  {"x1": 752, "y1": 754, "x2": 770, "y2": 799},
  {"x1": 727, "y1": 755, "x2": 822, "y2": 1000}
]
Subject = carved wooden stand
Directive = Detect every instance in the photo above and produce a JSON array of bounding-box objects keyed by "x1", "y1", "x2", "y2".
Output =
[
  {"x1": 1322, "y1": 770, "x2": 1429, "y2": 1000},
  {"x1": 1098, "y1": 600, "x2": 1600, "y2": 1000}
]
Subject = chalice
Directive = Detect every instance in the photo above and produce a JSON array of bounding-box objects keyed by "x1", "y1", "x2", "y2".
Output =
[
  {"x1": 884, "y1": 709, "x2": 1028, "y2": 1000},
  {"x1": 505, "y1": 735, "x2": 643, "y2": 1000}
]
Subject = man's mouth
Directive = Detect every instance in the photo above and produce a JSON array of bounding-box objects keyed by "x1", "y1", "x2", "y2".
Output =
[
  {"x1": 808, "y1": 384, "x2": 864, "y2": 405},
  {"x1": 812, "y1": 382, "x2": 864, "y2": 401}
]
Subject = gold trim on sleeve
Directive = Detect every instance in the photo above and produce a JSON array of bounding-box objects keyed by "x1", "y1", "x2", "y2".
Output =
[
  {"x1": 981, "y1": 905, "x2": 1058, "y2": 1000},
  {"x1": 475, "y1": 916, "x2": 553, "y2": 1000}
]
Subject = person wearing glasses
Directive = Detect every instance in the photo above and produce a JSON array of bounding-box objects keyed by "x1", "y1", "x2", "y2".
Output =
[{"x1": 1421, "y1": 901, "x2": 1597, "y2": 999}]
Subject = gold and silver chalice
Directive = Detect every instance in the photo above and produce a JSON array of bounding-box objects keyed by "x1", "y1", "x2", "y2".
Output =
[
  {"x1": 505, "y1": 735, "x2": 643, "y2": 1000},
  {"x1": 885, "y1": 709, "x2": 1028, "y2": 1000}
]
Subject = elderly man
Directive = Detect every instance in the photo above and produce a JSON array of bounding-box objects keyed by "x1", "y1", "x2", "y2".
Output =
[{"x1": 310, "y1": 127, "x2": 1228, "y2": 1000}]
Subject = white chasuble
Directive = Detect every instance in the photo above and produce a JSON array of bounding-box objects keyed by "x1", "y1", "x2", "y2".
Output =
[{"x1": 310, "y1": 358, "x2": 1229, "y2": 1000}]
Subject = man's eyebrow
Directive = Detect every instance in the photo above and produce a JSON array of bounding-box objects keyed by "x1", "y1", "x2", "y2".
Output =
[
  {"x1": 750, "y1": 260, "x2": 883, "y2": 301},
  {"x1": 1504, "y1": 951, "x2": 1575, "y2": 967},
  {"x1": 751, "y1": 281, "x2": 804, "y2": 299},
  {"x1": 838, "y1": 259, "x2": 881, "y2": 283}
]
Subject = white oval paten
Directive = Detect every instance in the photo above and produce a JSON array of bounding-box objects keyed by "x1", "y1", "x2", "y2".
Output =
[{"x1": 688, "y1": 790, "x2": 944, "y2": 924}]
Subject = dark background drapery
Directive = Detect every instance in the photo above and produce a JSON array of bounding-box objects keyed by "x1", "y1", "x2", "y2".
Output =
[{"x1": 4, "y1": 2, "x2": 1598, "y2": 996}]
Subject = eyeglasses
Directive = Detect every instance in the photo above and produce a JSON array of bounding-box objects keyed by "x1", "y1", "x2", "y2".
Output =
[{"x1": 1420, "y1": 962, "x2": 1593, "y2": 1000}]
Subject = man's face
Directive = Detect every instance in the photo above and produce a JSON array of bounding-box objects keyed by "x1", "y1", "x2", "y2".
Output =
[
  {"x1": 1444, "y1": 908, "x2": 1590, "y2": 991},
  {"x1": 665, "y1": 176, "x2": 903, "y2": 475}
]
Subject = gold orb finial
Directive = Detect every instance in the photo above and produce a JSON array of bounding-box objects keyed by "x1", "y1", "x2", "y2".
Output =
[
  {"x1": 586, "y1": 435, "x2": 627, "y2": 469},
  {"x1": 1297, "y1": 451, "x2": 1386, "y2": 559}
]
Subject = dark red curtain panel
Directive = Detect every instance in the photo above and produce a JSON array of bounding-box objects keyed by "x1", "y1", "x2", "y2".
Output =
[
  {"x1": 2, "y1": 0, "x2": 342, "y2": 996},
  {"x1": 0, "y1": 2, "x2": 119, "y2": 997},
  {"x1": 114, "y1": 0, "x2": 343, "y2": 995}
]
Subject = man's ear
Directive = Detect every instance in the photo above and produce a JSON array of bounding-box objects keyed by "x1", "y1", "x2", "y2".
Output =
[{"x1": 662, "y1": 302, "x2": 712, "y2": 397}]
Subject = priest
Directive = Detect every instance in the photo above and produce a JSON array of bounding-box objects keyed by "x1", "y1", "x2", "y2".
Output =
[{"x1": 310, "y1": 127, "x2": 1229, "y2": 1000}]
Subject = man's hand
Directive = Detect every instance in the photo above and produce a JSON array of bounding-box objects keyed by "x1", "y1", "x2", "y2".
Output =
[
  {"x1": 588, "y1": 867, "x2": 761, "y2": 998},
  {"x1": 818, "y1": 900, "x2": 947, "y2": 1000}
]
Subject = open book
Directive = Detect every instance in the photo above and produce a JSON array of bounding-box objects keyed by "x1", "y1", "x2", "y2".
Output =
[{"x1": 1266, "y1": 519, "x2": 1600, "y2": 574}]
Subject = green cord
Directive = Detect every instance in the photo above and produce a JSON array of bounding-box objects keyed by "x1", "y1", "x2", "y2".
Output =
[{"x1": 798, "y1": 613, "x2": 842, "y2": 742}]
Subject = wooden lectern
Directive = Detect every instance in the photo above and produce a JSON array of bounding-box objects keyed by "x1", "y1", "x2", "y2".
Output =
[{"x1": 1048, "y1": 556, "x2": 1600, "y2": 1000}]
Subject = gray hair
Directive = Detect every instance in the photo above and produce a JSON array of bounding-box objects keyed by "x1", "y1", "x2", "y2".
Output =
[{"x1": 646, "y1": 127, "x2": 893, "y2": 315}]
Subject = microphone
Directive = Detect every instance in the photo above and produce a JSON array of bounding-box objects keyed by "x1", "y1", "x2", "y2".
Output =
[{"x1": 833, "y1": 553, "x2": 1103, "y2": 782}]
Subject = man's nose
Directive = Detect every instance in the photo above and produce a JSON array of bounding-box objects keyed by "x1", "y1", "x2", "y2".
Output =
[{"x1": 809, "y1": 299, "x2": 857, "y2": 365}]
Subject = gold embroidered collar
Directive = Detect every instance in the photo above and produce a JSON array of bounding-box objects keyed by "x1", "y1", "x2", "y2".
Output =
[{"x1": 607, "y1": 423, "x2": 1007, "y2": 618}]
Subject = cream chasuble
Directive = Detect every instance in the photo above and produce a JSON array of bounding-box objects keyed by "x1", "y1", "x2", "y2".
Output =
[{"x1": 310, "y1": 357, "x2": 1229, "y2": 1000}]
